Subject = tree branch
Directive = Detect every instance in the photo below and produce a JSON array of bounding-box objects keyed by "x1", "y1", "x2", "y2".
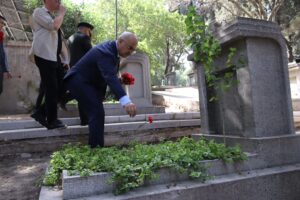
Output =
[
  {"x1": 216, "y1": 1, "x2": 237, "y2": 17},
  {"x1": 255, "y1": 0, "x2": 268, "y2": 20},
  {"x1": 268, "y1": 0, "x2": 285, "y2": 21},
  {"x1": 267, "y1": 0, "x2": 274, "y2": 11},
  {"x1": 248, "y1": 0, "x2": 263, "y2": 19},
  {"x1": 227, "y1": 0, "x2": 256, "y2": 18}
]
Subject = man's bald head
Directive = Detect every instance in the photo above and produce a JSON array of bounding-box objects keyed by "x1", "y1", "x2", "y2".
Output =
[
  {"x1": 117, "y1": 31, "x2": 138, "y2": 58},
  {"x1": 118, "y1": 32, "x2": 138, "y2": 43}
]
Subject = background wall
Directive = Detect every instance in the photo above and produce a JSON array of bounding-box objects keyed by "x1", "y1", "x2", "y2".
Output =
[{"x1": 0, "y1": 41, "x2": 40, "y2": 114}]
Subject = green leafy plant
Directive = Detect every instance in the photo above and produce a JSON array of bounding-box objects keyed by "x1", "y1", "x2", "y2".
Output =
[
  {"x1": 43, "y1": 137, "x2": 246, "y2": 195},
  {"x1": 185, "y1": 6, "x2": 242, "y2": 101},
  {"x1": 185, "y1": 6, "x2": 221, "y2": 87}
]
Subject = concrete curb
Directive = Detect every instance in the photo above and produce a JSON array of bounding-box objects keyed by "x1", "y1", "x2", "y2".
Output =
[
  {"x1": 39, "y1": 162, "x2": 300, "y2": 200},
  {"x1": 61, "y1": 153, "x2": 258, "y2": 199}
]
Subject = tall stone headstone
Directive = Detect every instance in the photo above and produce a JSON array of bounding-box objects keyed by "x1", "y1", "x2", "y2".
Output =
[
  {"x1": 165, "y1": 72, "x2": 176, "y2": 86},
  {"x1": 194, "y1": 17, "x2": 294, "y2": 138},
  {"x1": 190, "y1": 19, "x2": 300, "y2": 194},
  {"x1": 114, "y1": 52, "x2": 165, "y2": 115},
  {"x1": 120, "y1": 52, "x2": 152, "y2": 107}
]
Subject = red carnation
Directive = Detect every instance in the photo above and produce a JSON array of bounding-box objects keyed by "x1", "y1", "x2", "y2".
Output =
[
  {"x1": 121, "y1": 72, "x2": 135, "y2": 85},
  {"x1": 148, "y1": 116, "x2": 153, "y2": 123},
  {"x1": 0, "y1": 31, "x2": 4, "y2": 42}
]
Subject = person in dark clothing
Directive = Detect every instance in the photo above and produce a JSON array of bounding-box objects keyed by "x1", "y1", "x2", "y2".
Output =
[
  {"x1": 61, "y1": 22, "x2": 94, "y2": 125},
  {"x1": 68, "y1": 22, "x2": 93, "y2": 66},
  {"x1": 0, "y1": 15, "x2": 12, "y2": 95},
  {"x1": 64, "y1": 31, "x2": 137, "y2": 148}
]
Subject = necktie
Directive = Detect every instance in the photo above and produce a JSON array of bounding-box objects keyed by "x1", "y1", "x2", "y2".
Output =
[{"x1": 47, "y1": 11, "x2": 55, "y2": 19}]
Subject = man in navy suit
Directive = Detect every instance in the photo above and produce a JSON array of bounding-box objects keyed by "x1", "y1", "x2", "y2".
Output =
[{"x1": 64, "y1": 31, "x2": 137, "y2": 148}]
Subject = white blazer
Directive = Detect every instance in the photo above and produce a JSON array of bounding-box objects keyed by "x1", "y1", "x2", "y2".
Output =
[{"x1": 29, "y1": 7, "x2": 69, "y2": 64}]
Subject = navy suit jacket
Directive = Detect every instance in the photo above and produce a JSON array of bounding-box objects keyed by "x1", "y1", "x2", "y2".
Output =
[{"x1": 64, "y1": 40, "x2": 126, "y2": 100}]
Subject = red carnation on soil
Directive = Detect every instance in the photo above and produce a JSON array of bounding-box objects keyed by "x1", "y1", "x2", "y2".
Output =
[
  {"x1": 148, "y1": 116, "x2": 153, "y2": 124},
  {"x1": 121, "y1": 72, "x2": 135, "y2": 85}
]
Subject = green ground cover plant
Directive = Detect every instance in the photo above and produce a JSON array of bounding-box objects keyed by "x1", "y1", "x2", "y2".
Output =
[
  {"x1": 44, "y1": 137, "x2": 246, "y2": 194},
  {"x1": 185, "y1": 6, "x2": 246, "y2": 102}
]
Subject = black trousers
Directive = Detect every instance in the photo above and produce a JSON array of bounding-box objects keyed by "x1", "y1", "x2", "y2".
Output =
[
  {"x1": 34, "y1": 56, "x2": 61, "y2": 123},
  {"x1": 34, "y1": 63, "x2": 66, "y2": 108},
  {"x1": 65, "y1": 74, "x2": 105, "y2": 147},
  {"x1": 0, "y1": 72, "x2": 3, "y2": 95}
]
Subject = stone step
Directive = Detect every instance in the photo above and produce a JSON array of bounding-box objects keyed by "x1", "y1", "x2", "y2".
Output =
[
  {"x1": 0, "y1": 119, "x2": 200, "y2": 141},
  {"x1": 59, "y1": 104, "x2": 166, "y2": 118},
  {"x1": 0, "y1": 112, "x2": 201, "y2": 156},
  {"x1": 0, "y1": 126, "x2": 201, "y2": 156},
  {"x1": 0, "y1": 112, "x2": 200, "y2": 131}
]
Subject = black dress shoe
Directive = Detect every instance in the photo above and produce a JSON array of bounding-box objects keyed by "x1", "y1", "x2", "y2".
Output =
[
  {"x1": 47, "y1": 119, "x2": 67, "y2": 130},
  {"x1": 80, "y1": 120, "x2": 88, "y2": 126},
  {"x1": 31, "y1": 112, "x2": 48, "y2": 127}
]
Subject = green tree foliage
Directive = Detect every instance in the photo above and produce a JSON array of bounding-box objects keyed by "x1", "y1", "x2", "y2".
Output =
[
  {"x1": 277, "y1": 0, "x2": 300, "y2": 58},
  {"x1": 81, "y1": 0, "x2": 187, "y2": 85},
  {"x1": 24, "y1": 0, "x2": 188, "y2": 85},
  {"x1": 172, "y1": 0, "x2": 300, "y2": 60},
  {"x1": 208, "y1": 0, "x2": 300, "y2": 60},
  {"x1": 24, "y1": 0, "x2": 81, "y2": 38}
]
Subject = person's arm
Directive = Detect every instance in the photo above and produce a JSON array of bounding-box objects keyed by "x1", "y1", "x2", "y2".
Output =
[
  {"x1": 33, "y1": 6, "x2": 65, "y2": 31},
  {"x1": 96, "y1": 56, "x2": 136, "y2": 117},
  {"x1": 0, "y1": 43, "x2": 11, "y2": 79},
  {"x1": 120, "y1": 98, "x2": 136, "y2": 117},
  {"x1": 53, "y1": 5, "x2": 66, "y2": 30},
  {"x1": 3, "y1": 72, "x2": 12, "y2": 79},
  {"x1": 61, "y1": 39, "x2": 70, "y2": 68},
  {"x1": 32, "y1": 8, "x2": 55, "y2": 30}
]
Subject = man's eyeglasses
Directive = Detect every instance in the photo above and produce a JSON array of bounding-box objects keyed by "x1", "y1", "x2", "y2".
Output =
[{"x1": 123, "y1": 39, "x2": 136, "y2": 53}]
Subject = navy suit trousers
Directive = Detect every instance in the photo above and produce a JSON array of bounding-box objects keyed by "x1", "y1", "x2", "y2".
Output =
[
  {"x1": 0, "y1": 72, "x2": 3, "y2": 95},
  {"x1": 65, "y1": 74, "x2": 105, "y2": 147}
]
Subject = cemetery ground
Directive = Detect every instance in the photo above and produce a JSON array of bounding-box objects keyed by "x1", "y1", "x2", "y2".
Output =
[
  {"x1": 0, "y1": 86, "x2": 200, "y2": 200},
  {"x1": 1, "y1": 121, "x2": 300, "y2": 200},
  {"x1": 0, "y1": 112, "x2": 201, "y2": 199},
  {"x1": 1, "y1": 104, "x2": 300, "y2": 200},
  {"x1": 0, "y1": 152, "x2": 51, "y2": 200},
  {"x1": 0, "y1": 114, "x2": 44, "y2": 200},
  {"x1": 0, "y1": 114, "x2": 49, "y2": 200}
]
